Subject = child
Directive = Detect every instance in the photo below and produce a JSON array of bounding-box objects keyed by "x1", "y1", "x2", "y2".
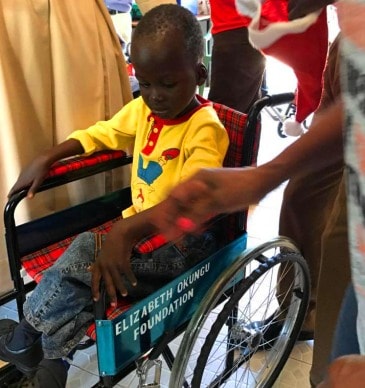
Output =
[{"x1": 0, "y1": 5, "x2": 229, "y2": 387}]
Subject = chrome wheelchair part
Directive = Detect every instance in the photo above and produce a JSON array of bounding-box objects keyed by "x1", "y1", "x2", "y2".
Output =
[
  {"x1": 230, "y1": 320, "x2": 263, "y2": 351},
  {"x1": 136, "y1": 357, "x2": 162, "y2": 388},
  {"x1": 170, "y1": 236, "x2": 310, "y2": 388},
  {"x1": 264, "y1": 103, "x2": 296, "y2": 138}
]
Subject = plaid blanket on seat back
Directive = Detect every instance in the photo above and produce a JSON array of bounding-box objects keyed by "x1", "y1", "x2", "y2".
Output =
[{"x1": 212, "y1": 102, "x2": 261, "y2": 242}]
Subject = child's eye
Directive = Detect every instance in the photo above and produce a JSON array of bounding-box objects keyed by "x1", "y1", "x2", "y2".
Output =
[
  {"x1": 138, "y1": 82, "x2": 150, "y2": 89},
  {"x1": 163, "y1": 83, "x2": 176, "y2": 89}
]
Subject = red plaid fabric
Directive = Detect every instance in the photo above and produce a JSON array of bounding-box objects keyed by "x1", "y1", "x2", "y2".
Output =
[
  {"x1": 134, "y1": 234, "x2": 167, "y2": 254},
  {"x1": 21, "y1": 217, "x2": 122, "y2": 282},
  {"x1": 47, "y1": 150, "x2": 127, "y2": 178},
  {"x1": 212, "y1": 102, "x2": 260, "y2": 240},
  {"x1": 86, "y1": 300, "x2": 132, "y2": 340},
  {"x1": 212, "y1": 102, "x2": 260, "y2": 168}
]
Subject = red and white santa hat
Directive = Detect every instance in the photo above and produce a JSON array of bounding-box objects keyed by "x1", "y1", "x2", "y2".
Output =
[{"x1": 236, "y1": 0, "x2": 328, "y2": 136}]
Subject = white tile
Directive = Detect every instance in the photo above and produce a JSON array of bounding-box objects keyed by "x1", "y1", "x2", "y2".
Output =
[
  {"x1": 289, "y1": 340, "x2": 314, "y2": 365},
  {"x1": 274, "y1": 357, "x2": 312, "y2": 388}
]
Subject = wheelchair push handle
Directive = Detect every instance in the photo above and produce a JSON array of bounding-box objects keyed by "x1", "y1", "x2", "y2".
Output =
[
  {"x1": 249, "y1": 92, "x2": 295, "y2": 115},
  {"x1": 265, "y1": 92, "x2": 295, "y2": 107}
]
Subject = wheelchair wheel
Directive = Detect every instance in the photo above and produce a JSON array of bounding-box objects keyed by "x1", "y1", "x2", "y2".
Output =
[
  {"x1": 277, "y1": 121, "x2": 287, "y2": 138},
  {"x1": 170, "y1": 237, "x2": 310, "y2": 388},
  {"x1": 277, "y1": 102, "x2": 296, "y2": 138}
]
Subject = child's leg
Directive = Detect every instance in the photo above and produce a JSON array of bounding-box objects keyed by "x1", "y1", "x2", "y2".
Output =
[
  {"x1": 0, "y1": 231, "x2": 99, "y2": 381},
  {"x1": 0, "y1": 318, "x2": 43, "y2": 376},
  {"x1": 23, "y1": 231, "x2": 98, "y2": 359}
]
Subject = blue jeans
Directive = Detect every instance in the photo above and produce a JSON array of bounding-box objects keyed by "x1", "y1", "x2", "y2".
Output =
[
  {"x1": 23, "y1": 231, "x2": 216, "y2": 359},
  {"x1": 330, "y1": 283, "x2": 360, "y2": 361}
]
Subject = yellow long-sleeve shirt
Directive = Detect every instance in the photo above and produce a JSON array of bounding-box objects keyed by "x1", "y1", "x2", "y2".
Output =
[{"x1": 69, "y1": 97, "x2": 229, "y2": 217}]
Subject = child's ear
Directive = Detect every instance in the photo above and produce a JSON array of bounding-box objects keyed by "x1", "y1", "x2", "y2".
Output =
[{"x1": 196, "y1": 63, "x2": 208, "y2": 86}]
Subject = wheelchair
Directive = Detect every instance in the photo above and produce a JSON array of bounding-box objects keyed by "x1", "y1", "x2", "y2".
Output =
[{"x1": 1, "y1": 93, "x2": 310, "y2": 388}]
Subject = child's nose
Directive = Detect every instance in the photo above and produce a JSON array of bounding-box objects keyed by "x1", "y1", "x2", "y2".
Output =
[{"x1": 150, "y1": 88, "x2": 163, "y2": 102}]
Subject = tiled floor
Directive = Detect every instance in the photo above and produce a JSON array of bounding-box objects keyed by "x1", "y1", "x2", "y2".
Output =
[{"x1": 0, "y1": 57, "x2": 314, "y2": 387}]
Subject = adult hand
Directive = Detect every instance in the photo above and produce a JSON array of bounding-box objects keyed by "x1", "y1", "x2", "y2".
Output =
[
  {"x1": 287, "y1": 0, "x2": 334, "y2": 20},
  {"x1": 151, "y1": 166, "x2": 272, "y2": 241},
  {"x1": 318, "y1": 355, "x2": 365, "y2": 388},
  {"x1": 91, "y1": 221, "x2": 137, "y2": 307}
]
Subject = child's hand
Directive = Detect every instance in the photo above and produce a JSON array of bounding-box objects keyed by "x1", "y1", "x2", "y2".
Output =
[
  {"x1": 91, "y1": 223, "x2": 137, "y2": 307},
  {"x1": 8, "y1": 139, "x2": 84, "y2": 199},
  {"x1": 8, "y1": 154, "x2": 53, "y2": 199}
]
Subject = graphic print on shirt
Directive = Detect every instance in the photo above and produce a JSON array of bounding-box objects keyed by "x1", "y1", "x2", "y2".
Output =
[{"x1": 136, "y1": 148, "x2": 180, "y2": 206}]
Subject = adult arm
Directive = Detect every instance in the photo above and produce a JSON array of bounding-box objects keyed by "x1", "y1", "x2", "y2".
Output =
[{"x1": 149, "y1": 99, "x2": 344, "y2": 240}]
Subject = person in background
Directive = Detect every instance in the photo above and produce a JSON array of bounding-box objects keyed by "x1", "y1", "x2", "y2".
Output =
[
  {"x1": 104, "y1": 0, "x2": 176, "y2": 50},
  {"x1": 151, "y1": 94, "x2": 344, "y2": 388},
  {"x1": 207, "y1": 0, "x2": 266, "y2": 113},
  {"x1": 318, "y1": 0, "x2": 365, "y2": 385},
  {"x1": 221, "y1": 1, "x2": 341, "y2": 385},
  {"x1": 278, "y1": 31, "x2": 350, "y2": 387},
  {"x1": 271, "y1": 2, "x2": 344, "y2": 386},
  {"x1": 104, "y1": 0, "x2": 133, "y2": 50},
  {"x1": 104, "y1": 0, "x2": 141, "y2": 96},
  {"x1": 0, "y1": 5, "x2": 228, "y2": 387}
]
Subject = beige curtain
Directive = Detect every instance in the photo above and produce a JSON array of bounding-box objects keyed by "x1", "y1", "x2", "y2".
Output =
[{"x1": 0, "y1": 0, "x2": 133, "y2": 294}]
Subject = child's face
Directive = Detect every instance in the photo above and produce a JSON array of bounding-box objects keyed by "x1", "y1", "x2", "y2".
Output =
[{"x1": 131, "y1": 33, "x2": 201, "y2": 119}]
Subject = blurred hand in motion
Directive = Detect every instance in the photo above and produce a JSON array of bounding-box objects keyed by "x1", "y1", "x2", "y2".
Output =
[
  {"x1": 318, "y1": 355, "x2": 365, "y2": 388},
  {"x1": 150, "y1": 166, "x2": 271, "y2": 241}
]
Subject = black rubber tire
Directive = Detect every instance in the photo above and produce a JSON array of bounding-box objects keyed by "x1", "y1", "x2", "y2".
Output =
[{"x1": 190, "y1": 252, "x2": 309, "y2": 388}]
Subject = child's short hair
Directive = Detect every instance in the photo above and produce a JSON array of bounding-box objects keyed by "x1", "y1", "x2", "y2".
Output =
[{"x1": 132, "y1": 4, "x2": 204, "y2": 63}]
